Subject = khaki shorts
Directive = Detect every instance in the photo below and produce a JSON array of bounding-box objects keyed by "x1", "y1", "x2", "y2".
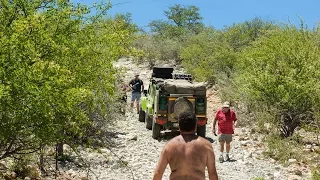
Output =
[{"x1": 218, "y1": 134, "x2": 233, "y2": 142}]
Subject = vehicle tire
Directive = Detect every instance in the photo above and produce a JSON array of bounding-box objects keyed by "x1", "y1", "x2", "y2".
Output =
[
  {"x1": 145, "y1": 115, "x2": 152, "y2": 130},
  {"x1": 197, "y1": 125, "x2": 206, "y2": 138},
  {"x1": 138, "y1": 108, "x2": 145, "y2": 122},
  {"x1": 152, "y1": 119, "x2": 161, "y2": 139}
]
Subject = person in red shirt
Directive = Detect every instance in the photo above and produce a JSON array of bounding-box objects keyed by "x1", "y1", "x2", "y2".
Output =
[{"x1": 212, "y1": 102, "x2": 237, "y2": 163}]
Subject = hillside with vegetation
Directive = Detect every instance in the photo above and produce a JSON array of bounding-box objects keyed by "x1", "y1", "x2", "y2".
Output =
[
  {"x1": 133, "y1": 4, "x2": 320, "y2": 179},
  {"x1": 0, "y1": 1, "x2": 319, "y2": 179}
]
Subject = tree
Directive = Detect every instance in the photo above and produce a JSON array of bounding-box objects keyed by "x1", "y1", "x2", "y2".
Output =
[
  {"x1": 144, "y1": 4, "x2": 205, "y2": 63},
  {"x1": 237, "y1": 26, "x2": 320, "y2": 137},
  {"x1": 164, "y1": 4, "x2": 203, "y2": 34},
  {"x1": 224, "y1": 18, "x2": 278, "y2": 52},
  {"x1": 0, "y1": 0, "x2": 137, "y2": 162},
  {"x1": 180, "y1": 27, "x2": 237, "y2": 82},
  {"x1": 149, "y1": 4, "x2": 204, "y2": 39},
  {"x1": 133, "y1": 34, "x2": 159, "y2": 67}
]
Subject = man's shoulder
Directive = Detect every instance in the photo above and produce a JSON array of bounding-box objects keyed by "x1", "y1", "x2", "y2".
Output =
[
  {"x1": 168, "y1": 135, "x2": 182, "y2": 143},
  {"x1": 197, "y1": 136, "x2": 211, "y2": 145},
  {"x1": 163, "y1": 136, "x2": 181, "y2": 150}
]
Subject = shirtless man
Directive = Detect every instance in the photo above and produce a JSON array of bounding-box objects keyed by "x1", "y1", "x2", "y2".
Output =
[{"x1": 153, "y1": 111, "x2": 218, "y2": 180}]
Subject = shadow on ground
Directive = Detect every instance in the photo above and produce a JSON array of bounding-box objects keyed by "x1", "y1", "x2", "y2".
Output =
[
  {"x1": 221, "y1": 159, "x2": 237, "y2": 163},
  {"x1": 157, "y1": 131, "x2": 181, "y2": 142}
]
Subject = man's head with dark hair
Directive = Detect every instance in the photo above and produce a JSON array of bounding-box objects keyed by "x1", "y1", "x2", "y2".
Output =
[{"x1": 178, "y1": 111, "x2": 197, "y2": 132}]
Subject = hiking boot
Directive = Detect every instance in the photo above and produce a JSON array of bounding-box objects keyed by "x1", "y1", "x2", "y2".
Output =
[
  {"x1": 219, "y1": 155, "x2": 224, "y2": 163},
  {"x1": 225, "y1": 154, "x2": 231, "y2": 161}
]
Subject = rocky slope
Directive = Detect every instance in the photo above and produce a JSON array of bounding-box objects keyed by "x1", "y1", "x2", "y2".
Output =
[{"x1": 57, "y1": 58, "x2": 311, "y2": 180}]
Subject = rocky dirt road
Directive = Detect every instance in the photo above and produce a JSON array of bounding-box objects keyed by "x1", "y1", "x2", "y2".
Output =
[{"x1": 60, "y1": 58, "x2": 311, "y2": 180}]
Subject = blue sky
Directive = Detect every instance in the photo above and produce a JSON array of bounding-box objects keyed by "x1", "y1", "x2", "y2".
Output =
[{"x1": 72, "y1": 0, "x2": 320, "y2": 30}]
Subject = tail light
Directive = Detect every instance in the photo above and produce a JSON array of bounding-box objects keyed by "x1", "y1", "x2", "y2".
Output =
[{"x1": 196, "y1": 97, "x2": 206, "y2": 114}]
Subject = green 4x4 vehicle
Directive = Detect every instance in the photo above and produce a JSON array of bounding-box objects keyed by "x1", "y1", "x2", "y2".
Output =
[{"x1": 138, "y1": 67, "x2": 207, "y2": 139}]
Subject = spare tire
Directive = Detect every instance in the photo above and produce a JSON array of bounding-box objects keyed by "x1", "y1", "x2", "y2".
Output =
[{"x1": 172, "y1": 97, "x2": 194, "y2": 119}]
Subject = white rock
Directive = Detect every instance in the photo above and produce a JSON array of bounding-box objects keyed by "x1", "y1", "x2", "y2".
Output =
[
  {"x1": 116, "y1": 134, "x2": 126, "y2": 139},
  {"x1": 264, "y1": 123, "x2": 271, "y2": 129},
  {"x1": 81, "y1": 176, "x2": 88, "y2": 180},
  {"x1": 293, "y1": 169, "x2": 302, "y2": 176},
  {"x1": 240, "y1": 140, "x2": 252, "y2": 146},
  {"x1": 100, "y1": 148, "x2": 110, "y2": 153},
  {"x1": 305, "y1": 144, "x2": 312, "y2": 149},
  {"x1": 244, "y1": 152, "x2": 253, "y2": 159},
  {"x1": 67, "y1": 169, "x2": 77, "y2": 176},
  {"x1": 288, "y1": 159, "x2": 297, "y2": 165},
  {"x1": 270, "y1": 158, "x2": 276, "y2": 163},
  {"x1": 273, "y1": 171, "x2": 281, "y2": 178},
  {"x1": 303, "y1": 148, "x2": 311, "y2": 152},
  {"x1": 287, "y1": 175, "x2": 301, "y2": 180},
  {"x1": 265, "y1": 172, "x2": 274, "y2": 180},
  {"x1": 129, "y1": 135, "x2": 138, "y2": 141},
  {"x1": 63, "y1": 144, "x2": 72, "y2": 151}
]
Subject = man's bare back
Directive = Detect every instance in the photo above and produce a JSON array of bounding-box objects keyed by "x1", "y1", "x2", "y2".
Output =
[{"x1": 153, "y1": 134, "x2": 218, "y2": 180}]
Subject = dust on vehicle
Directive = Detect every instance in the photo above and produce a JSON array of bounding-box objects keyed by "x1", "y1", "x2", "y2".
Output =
[{"x1": 139, "y1": 67, "x2": 207, "y2": 139}]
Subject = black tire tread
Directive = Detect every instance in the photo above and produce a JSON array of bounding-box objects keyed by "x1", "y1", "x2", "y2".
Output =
[
  {"x1": 138, "y1": 108, "x2": 145, "y2": 122},
  {"x1": 145, "y1": 115, "x2": 152, "y2": 130},
  {"x1": 152, "y1": 121, "x2": 161, "y2": 139}
]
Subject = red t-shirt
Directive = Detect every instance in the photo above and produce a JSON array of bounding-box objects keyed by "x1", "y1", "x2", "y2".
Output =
[{"x1": 214, "y1": 109, "x2": 237, "y2": 134}]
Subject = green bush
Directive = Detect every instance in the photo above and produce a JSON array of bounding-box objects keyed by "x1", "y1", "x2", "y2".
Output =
[
  {"x1": 252, "y1": 178, "x2": 265, "y2": 180},
  {"x1": 263, "y1": 134, "x2": 302, "y2": 163},
  {"x1": 0, "y1": 0, "x2": 137, "y2": 160},
  {"x1": 236, "y1": 25, "x2": 320, "y2": 137},
  {"x1": 10, "y1": 155, "x2": 39, "y2": 179},
  {"x1": 180, "y1": 28, "x2": 237, "y2": 83},
  {"x1": 312, "y1": 167, "x2": 320, "y2": 180}
]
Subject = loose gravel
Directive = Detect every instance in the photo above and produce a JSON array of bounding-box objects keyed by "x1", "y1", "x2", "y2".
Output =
[{"x1": 57, "y1": 58, "x2": 311, "y2": 180}]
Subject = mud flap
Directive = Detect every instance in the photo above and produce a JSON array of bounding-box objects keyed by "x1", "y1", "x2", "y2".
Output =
[
  {"x1": 152, "y1": 117, "x2": 161, "y2": 139},
  {"x1": 138, "y1": 107, "x2": 145, "y2": 122},
  {"x1": 197, "y1": 125, "x2": 206, "y2": 138}
]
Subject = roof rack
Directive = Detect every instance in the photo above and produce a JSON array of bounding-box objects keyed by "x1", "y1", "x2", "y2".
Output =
[{"x1": 172, "y1": 73, "x2": 193, "y2": 81}]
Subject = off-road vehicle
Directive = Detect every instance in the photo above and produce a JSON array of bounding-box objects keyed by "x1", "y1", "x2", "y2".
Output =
[{"x1": 138, "y1": 67, "x2": 207, "y2": 139}]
